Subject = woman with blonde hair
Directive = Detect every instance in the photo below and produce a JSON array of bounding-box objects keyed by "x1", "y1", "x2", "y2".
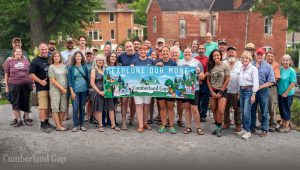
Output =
[
  {"x1": 237, "y1": 51, "x2": 259, "y2": 139},
  {"x1": 90, "y1": 55, "x2": 120, "y2": 132}
]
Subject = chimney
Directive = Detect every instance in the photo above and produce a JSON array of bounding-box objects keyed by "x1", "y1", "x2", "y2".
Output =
[
  {"x1": 117, "y1": 3, "x2": 126, "y2": 9},
  {"x1": 233, "y1": 0, "x2": 243, "y2": 9}
]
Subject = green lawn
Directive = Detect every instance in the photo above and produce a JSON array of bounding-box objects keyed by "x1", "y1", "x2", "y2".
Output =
[{"x1": 0, "y1": 98, "x2": 9, "y2": 105}]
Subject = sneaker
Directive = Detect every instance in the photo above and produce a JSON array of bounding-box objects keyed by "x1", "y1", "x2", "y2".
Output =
[
  {"x1": 46, "y1": 122, "x2": 56, "y2": 129},
  {"x1": 236, "y1": 129, "x2": 247, "y2": 136},
  {"x1": 241, "y1": 132, "x2": 251, "y2": 139},
  {"x1": 260, "y1": 131, "x2": 268, "y2": 137},
  {"x1": 72, "y1": 127, "x2": 78, "y2": 132},
  {"x1": 10, "y1": 119, "x2": 18, "y2": 126},
  {"x1": 216, "y1": 127, "x2": 222, "y2": 137},
  {"x1": 168, "y1": 127, "x2": 176, "y2": 134},
  {"x1": 40, "y1": 125, "x2": 51, "y2": 133},
  {"x1": 80, "y1": 126, "x2": 87, "y2": 131},
  {"x1": 211, "y1": 128, "x2": 218, "y2": 135},
  {"x1": 158, "y1": 126, "x2": 167, "y2": 133},
  {"x1": 13, "y1": 121, "x2": 24, "y2": 127},
  {"x1": 268, "y1": 126, "x2": 276, "y2": 132},
  {"x1": 200, "y1": 117, "x2": 207, "y2": 122}
]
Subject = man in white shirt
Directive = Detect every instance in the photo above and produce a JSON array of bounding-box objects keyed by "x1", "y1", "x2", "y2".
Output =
[
  {"x1": 223, "y1": 46, "x2": 242, "y2": 132},
  {"x1": 61, "y1": 37, "x2": 75, "y2": 65}
]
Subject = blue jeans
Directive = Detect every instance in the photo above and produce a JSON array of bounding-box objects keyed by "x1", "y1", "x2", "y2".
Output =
[
  {"x1": 240, "y1": 89, "x2": 253, "y2": 132},
  {"x1": 278, "y1": 95, "x2": 293, "y2": 121},
  {"x1": 198, "y1": 82, "x2": 210, "y2": 118},
  {"x1": 251, "y1": 88, "x2": 269, "y2": 132},
  {"x1": 72, "y1": 91, "x2": 87, "y2": 127}
]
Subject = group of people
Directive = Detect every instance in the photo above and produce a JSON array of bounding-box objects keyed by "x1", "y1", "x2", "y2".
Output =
[{"x1": 3, "y1": 32, "x2": 297, "y2": 140}]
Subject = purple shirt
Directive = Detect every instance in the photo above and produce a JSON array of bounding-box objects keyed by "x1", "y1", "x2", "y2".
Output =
[
  {"x1": 252, "y1": 60, "x2": 275, "y2": 85},
  {"x1": 5, "y1": 58, "x2": 32, "y2": 85}
]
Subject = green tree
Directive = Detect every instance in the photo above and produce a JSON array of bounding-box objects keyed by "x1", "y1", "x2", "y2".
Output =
[
  {"x1": 254, "y1": 0, "x2": 300, "y2": 32},
  {"x1": 165, "y1": 79, "x2": 173, "y2": 87},
  {"x1": 0, "y1": 0, "x2": 102, "y2": 50},
  {"x1": 129, "y1": 0, "x2": 148, "y2": 25}
]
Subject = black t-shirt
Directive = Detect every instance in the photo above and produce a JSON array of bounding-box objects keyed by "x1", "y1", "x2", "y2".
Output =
[
  {"x1": 156, "y1": 59, "x2": 177, "y2": 66},
  {"x1": 118, "y1": 52, "x2": 139, "y2": 66},
  {"x1": 29, "y1": 56, "x2": 50, "y2": 92},
  {"x1": 131, "y1": 57, "x2": 156, "y2": 66}
]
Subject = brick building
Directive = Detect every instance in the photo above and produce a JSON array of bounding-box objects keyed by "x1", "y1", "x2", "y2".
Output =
[
  {"x1": 146, "y1": 0, "x2": 288, "y2": 61},
  {"x1": 86, "y1": 0, "x2": 145, "y2": 50}
]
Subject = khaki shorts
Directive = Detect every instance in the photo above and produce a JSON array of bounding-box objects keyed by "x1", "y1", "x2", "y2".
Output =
[
  {"x1": 50, "y1": 91, "x2": 68, "y2": 113},
  {"x1": 37, "y1": 90, "x2": 50, "y2": 110}
]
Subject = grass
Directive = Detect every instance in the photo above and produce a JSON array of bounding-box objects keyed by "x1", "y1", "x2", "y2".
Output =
[{"x1": 0, "y1": 98, "x2": 9, "y2": 105}]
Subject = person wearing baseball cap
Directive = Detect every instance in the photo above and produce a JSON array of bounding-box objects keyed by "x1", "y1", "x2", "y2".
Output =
[
  {"x1": 245, "y1": 42, "x2": 256, "y2": 59},
  {"x1": 48, "y1": 40, "x2": 56, "y2": 57},
  {"x1": 223, "y1": 46, "x2": 242, "y2": 132},
  {"x1": 218, "y1": 39, "x2": 228, "y2": 61},
  {"x1": 61, "y1": 38, "x2": 75, "y2": 65},
  {"x1": 250, "y1": 47, "x2": 275, "y2": 137}
]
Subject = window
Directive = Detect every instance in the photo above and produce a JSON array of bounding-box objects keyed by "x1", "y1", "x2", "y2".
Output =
[
  {"x1": 109, "y1": 13, "x2": 115, "y2": 22},
  {"x1": 111, "y1": 29, "x2": 115, "y2": 40},
  {"x1": 98, "y1": 30, "x2": 103, "y2": 41},
  {"x1": 153, "y1": 16, "x2": 157, "y2": 33},
  {"x1": 200, "y1": 20, "x2": 207, "y2": 37},
  {"x1": 212, "y1": 16, "x2": 216, "y2": 37},
  {"x1": 264, "y1": 17, "x2": 273, "y2": 35},
  {"x1": 89, "y1": 30, "x2": 102, "y2": 41},
  {"x1": 179, "y1": 19, "x2": 186, "y2": 38},
  {"x1": 94, "y1": 12, "x2": 100, "y2": 22},
  {"x1": 127, "y1": 29, "x2": 132, "y2": 38}
]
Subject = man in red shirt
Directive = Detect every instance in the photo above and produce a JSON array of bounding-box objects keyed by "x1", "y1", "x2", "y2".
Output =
[{"x1": 195, "y1": 44, "x2": 209, "y2": 122}]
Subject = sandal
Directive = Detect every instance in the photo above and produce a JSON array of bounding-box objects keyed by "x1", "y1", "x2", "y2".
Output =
[
  {"x1": 196, "y1": 128, "x2": 205, "y2": 135},
  {"x1": 98, "y1": 127, "x2": 104, "y2": 132},
  {"x1": 183, "y1": 127, "x2": 192, "y2": 134},
  {"x1": 24, "y1": 119, "x2": 33, "y2": 126},
  {"x1": 177, "y1": 120, "x2": 185, "y2": 127},
  {"x1": 169, "y1": 127, "x2": 176, "y2": 134},
  {"x1": 154, "y1": 116, "x2": 160, "y2": 121},
  {"x1": 147, "y1": 119, "x2": 153, "y2": 124},
  {"x1": 111, "y1": 126, "x2": 121, "y2": 131},
  {"x1": 158, "y1": 125, "x2": 167, "y2": 133}
]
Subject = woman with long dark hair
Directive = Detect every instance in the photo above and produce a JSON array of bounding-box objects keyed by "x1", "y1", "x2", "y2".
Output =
[{"x1": 207, "y1": 49, "x2": 230, "y2": 137}]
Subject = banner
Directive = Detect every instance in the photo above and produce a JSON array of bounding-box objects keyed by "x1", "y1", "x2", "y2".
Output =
[{"x1": 104, "y1": 66, "x2": 197, "y2": 99}]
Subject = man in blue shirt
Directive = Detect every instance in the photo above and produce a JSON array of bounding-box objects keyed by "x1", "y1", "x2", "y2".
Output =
[
  {"x1": 251, "y1": 48, "x2": 275, "y2": 137},
  {"x1": 117, "y1": 41, "x2": 139, "y2": 129}
]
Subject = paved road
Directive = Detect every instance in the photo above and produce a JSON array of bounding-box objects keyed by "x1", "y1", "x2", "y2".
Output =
[{"x1": 0, "y1": 104, "x2": 299, "y2": 170}]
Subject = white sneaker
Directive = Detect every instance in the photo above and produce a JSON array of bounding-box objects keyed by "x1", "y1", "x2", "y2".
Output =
[
  {"x1": 236, "y1": 129, "x2": 247, "y2": 136},
  {"x1": 241, "y1": 132, "x2": 251, "y2": 139}
]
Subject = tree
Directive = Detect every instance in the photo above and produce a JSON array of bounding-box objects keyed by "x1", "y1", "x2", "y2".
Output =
[
  {"x1": 254, "y1": 0, "x2": 300, "y2": 32},
  {"x1": 0, "y1": 0, "x2": 101, "y2": 50},
  {"x1": 165, "y1": 79, "x2": 173, "y2": 87}
]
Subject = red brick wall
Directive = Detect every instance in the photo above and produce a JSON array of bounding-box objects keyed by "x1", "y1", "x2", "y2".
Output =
[
  {"x1": 147, "y1": 0, "x2": 163, "y2": 47},
  {"x1": 214, "y1": 11, "x2": 287, "y2": 62},
  {"x1": 86, "y1": 12, "x2": 133, "y2": 47}
]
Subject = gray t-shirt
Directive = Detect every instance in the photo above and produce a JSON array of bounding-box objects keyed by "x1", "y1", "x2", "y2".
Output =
[
  {"x1": 209, "y1": 63, "x2": 230, "y2": 90},
  {"x1": 48, "y1": 64, "x2": 68, "y2": 93}
]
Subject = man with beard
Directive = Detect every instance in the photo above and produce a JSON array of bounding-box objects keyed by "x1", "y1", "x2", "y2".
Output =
[
  {"x1": 61, "y1": 37, "x2": 75, "y2": 65},
  {"x1": 195, "y1": 45, "x2": 209, "y2": 122},
  {"x1": 218, "y1": 39, "x2": 228, "y2": 62},
  {"x1": 48, "y1": 40, "x2": 56, "y2": 57},
  {"x1": 117, "y1": 41, "x2": 139, "y2": 130},
  {"x1": 222, "y1": 46, "x2": 242, "y2": 132}
]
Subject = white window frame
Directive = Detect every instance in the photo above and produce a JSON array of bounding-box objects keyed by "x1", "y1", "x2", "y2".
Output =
[
  {"x1": 153, "y1": 16, "x2": 157, "y2": 33},
  {"x1": 109, "y1": 12, "x2": 115, "y2": 23},
  {"x1": 179, "y1": 19, "x2": 186, "y2": 38},
  {"x1": 264, "y1": 17, "x2": 273, "y2": 35},
  {"x1": 111, "y1": 29, "x2": 115, "y2": 40}
]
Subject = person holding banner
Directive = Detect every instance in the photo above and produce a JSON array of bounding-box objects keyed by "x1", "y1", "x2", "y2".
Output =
[
  {"x1": 131, "y1": 45, "x2": 156, "y2": 133},
  {"x1": 207, "y1": 49, "x2": 230, "y2": 137},
  {"x1": 90, "y1": 55, "x2": 120, "y2": 132},
  {"x1": 178, "y1": 47, "x2": 205, "y2": 135},
  {"x1": 156, "y1": 46, "x2": 178, "y2": 134},
  {"x1": 118, "y1": 41, "x2": 139, "y2": 130}
]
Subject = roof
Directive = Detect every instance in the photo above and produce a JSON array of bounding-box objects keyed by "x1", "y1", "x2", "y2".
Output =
[
  {"x1": 95, "y1": 0, "x2": 134, "y2": 13},
  {"x1": 146, "y1": 0, "x2": 214, "y2": 13},
  {"x1": 210, "y1": 0, "x2": 255, "y2": 11}
]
